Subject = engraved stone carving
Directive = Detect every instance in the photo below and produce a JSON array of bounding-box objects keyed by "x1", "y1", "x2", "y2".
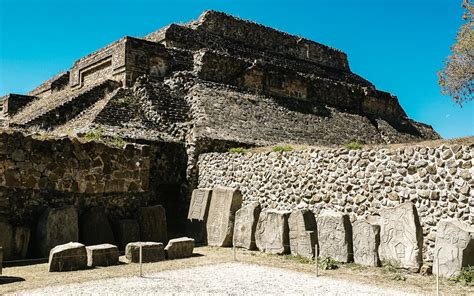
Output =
[
  {"x1": 353, "y1": 219, "x2": 380, "y2": 266},
  {"x1": 80, "y1": 207, "x2": 115, "y2": 246},
  {"x1": 379, "y1": 202, "x2": 423, "y2": 271},
  {"x1": 48, "y1": 242, "x2": 87, "y2": 272},
  {"x1": 206, "y1": 187, "x2": 243, "y2": 247},
  {"x1": 137, "y1": 205, "x2": 168, "y2": 243},
  {"x1": 434, "y1": 219, "x2": 474, "y2": 278},
  {"x1": 113, "y1": 219, "x2": 140, "y2": 250},
  {"x1": 37, "y1": 206, "x2": 79, "y2": 257},
  {"x1": 316, "y1": 211, "x2": 353, "y2": 262},
  {"x1": 255, "y1": 210, "x2": 290, "y2": 255},
  {"x1": 187, "y1": 189, "x2": 212, "y2": 244},
  {"x1": 288, "y1": 209, "x2": 317, "y2": 259},
  {"x1": 233, "y1": 202, "x2": 261, "y2": 250}
]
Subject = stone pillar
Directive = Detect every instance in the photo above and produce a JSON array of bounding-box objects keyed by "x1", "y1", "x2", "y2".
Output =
[
  {"x1": 187, "y1": 189, "x2": 212, "y2": 244},
  {"x1": 316, "y1": 211, "x2": 353, "y2": 263},
  {"x1": 233, "y1": 202, "x2": 261, "y2": 250},
  {"x1": 288, "y1": 209, "x2": 317, "y2": 259},
  {"x1": 137, "y1": 205, "x2": 168, "y2": 243},
  {"x1": 353, "y1": 219, "x2": 380, "y2": 266},
  {"x1": 434, "y1": 219, "x2": 474, "y2": 278}
]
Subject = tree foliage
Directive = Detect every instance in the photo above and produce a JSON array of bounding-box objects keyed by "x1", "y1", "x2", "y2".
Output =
[{"x1": 438, "y1": 0, "x2": 474, "y2": 105}]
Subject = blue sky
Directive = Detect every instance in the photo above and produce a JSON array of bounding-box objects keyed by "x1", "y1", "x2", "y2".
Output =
[{"x1": 0, "y1": 0, "x2": 472, "y2": 138}]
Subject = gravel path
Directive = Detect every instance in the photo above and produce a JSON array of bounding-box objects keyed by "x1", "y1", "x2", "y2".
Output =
[{"x1": 12, "y1": 262, "x2": 418, "y2": 295}]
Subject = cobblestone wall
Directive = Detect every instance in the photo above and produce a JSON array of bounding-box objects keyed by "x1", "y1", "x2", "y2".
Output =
[{"x1": 197, "y1": 139, "x2": 474, "y2": 263}]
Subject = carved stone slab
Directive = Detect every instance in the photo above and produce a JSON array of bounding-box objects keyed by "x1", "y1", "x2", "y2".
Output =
[
  {"x1": 86, "y1": 244, "x2": 119, "y2": 267},
  {"x1": 233, "y1": 202, "x2": 261, "y2": 250},
  {"x1": 206, "y1": 187, "x2": 243, "y2": 247},
  {"x1": 80, "y1": 208, "x2": 115, "y2": 246},
  {"x1": 137, "y1": 205, "x2": 168, "y2": 243},
  {"x1": 48, "y1": 242, "x2": 87, "y2": 272},
  {"x1": 37, "y1": 206, "x2": 79, "y2": 257},
  {"x1": 316, "y1": 211, "x2": 352, "y2": 262},
  {"x1": 114, "y1": 219, "x2": 140, "y2": 250},
  {"x1": 353, "y1": 219, "x2": 380, "y2": 266},
  {"x1": 165, "y1": 237, "x2": 195, "y2": 259},
  {"x1": 255, "y1": 210, "x2": 290, "y2": 255},
  {"x1": 288, "y1": 209, "x2": 317, "y2": 258},
  {"x1": 187, "y1": 189, "x2": 213, "y2": 244},
  {"x1": 434, "y1": 219, "x2": 474, "y2": 278},
  {"x1": 0, "y1": 222, "x2": 13, "y2": 260},
  {"x1": 379, "y1": 202, "x2": 423, "y2": 271},
  {"x1": 125, "y1": 242, "x2": 165, "y2": 263}
]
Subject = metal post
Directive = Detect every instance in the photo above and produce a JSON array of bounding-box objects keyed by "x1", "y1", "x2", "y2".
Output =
[
  {"x1": 233, "y1": 246, "x2": 236, "y2": 262},
  {"x1": 0, "y1": 246, "x2": 3, "y2": 276},
  {"x1": 436, "y1": 256, "x2": 440, "y2": 296},
  {"x1": 139, "y1": 244, "x2": 143, "y2": 277},
  {"x1": 315, "y1": 244, "x2": 318, "y2": 277}
]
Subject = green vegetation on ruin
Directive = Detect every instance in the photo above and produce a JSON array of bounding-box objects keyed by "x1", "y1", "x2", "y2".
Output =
[
  {"x1": 449, "y1": 266, "x2": 474, "y2": 286},
  {"x1": 272, "y1": 145, "x2": 293, "y2": 152},
  {"x1": 344, "y1": 141, "x2": 363, "y2": 150},
  {"x1": 229, "y1": 147, "x2": 247, "y2": 153}
]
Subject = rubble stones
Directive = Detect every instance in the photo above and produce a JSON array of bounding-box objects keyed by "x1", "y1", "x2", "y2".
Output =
[
  {"x1": 288, "y1": 209, "x2": 317, "y2": 259},
  {"x1": 125, "y1": 242, "x2": 165, "y2": 263},
  {"x1": 353, "y1": 219, "x2": 380, "y2": 266},
  {"x1": 48, "y1": 242, "x2": 87, "y2": 272},
  {"x1": 137, "y1": 205, "x2": 168, "y2": 243},
  {"x1": 206, "y1": 187, "x2": 242, "y2": 247},
  {"x1": 86, "y1": 244, "x2": 119, "y2": 267},
  {"x1": 165, "y1": 237, "x2": 195, "y2": 259},
  {"x1": 255, "y1": 211, "x2": 290, "y2": 255},
  {"x1": 434, "y1": 219, "x2": 474, "y2": 278},
  {"x1": 316, "y1": 212, "x2": 352, "y2": 262},
  {"x1": 379, "y1": 203, "x2": 423, "y2": 271},
  {"x1": 37, "y1": 206, "x2": 79, "y2": 257},
  {"x1": 80, "y1": 208, "x2": 115, "y2": 246},
  {"x1": 233, "y1": 202, "x2": 261, "y2": 250},
  {"x1": 114, "y1": 220, "x2": 140, "y2": 250}
]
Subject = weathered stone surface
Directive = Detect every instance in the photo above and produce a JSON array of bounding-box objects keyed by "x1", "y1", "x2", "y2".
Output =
[
  {"x1": 0, "y1": 222, "x2": 13, "y2": 260},
  {"x1": 114, "y1": 219, "x2": 140, "y2": 250},
  {"x1": 186, "y1": 189, "x2": 213, "y2": 244},
  {"x1": 0, "y1": 246, "x2": 3, "y2": 275},
  {"x1": 353, "y1": 219, "x2": 380, "y2": 266},
  {"x1": 434, "y1": 219, "x2": 474, "y2": 278},
  {"x1": 137, "y1": 205, "x2": 168, "y2": 243},
  {"x1": 86, "y1": 244, "x2": 119, "y2": 267},
  {"x1": 37, "y1": 206, "x2": 79, "y2": 257},
  {"x1": 233, "y1": 202, "x2": 261, "y2": 250},
  {"x1": 379, "y1": 203, "x2": 423, "y2": 271},
  {"x1": 288, "y1": 209, "x2": 317, "y2": 259},
  {"x1": 206, "y1": 187, "x2": 242, "y2": 247},
  {"x1": 48, "y1": 242, "x2": 87, "y2": 272},
  {"x1": 165, "y1": 237, "x2": 195, "y2": 259},
  {"x1": 316, "y1": 211, "x2": 352, "y2": 262},
  {"x1": 255, "y1": 210, "x2": 290, "y2": 255},
  {"x1": 80, "y1": 208, "x2": 115, "y2": 246},
  {"x1": 125, "y1": 242, "x2": 165, "y2": 263},
  {"x1": 11, "y1": 227, "x2": 30, "y2": 260}
]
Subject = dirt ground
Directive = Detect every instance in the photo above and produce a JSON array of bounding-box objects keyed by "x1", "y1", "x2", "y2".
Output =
[{"x1": 1, "y1": 246, "x2": 472, "y2": 295}]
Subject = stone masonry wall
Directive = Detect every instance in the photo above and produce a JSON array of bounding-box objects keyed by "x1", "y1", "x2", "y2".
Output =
[{"x1": 197, "y1": 139, "x2": 474, "y2": 264}]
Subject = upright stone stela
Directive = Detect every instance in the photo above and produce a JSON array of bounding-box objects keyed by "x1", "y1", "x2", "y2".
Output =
[
  {"x1": 233, "y1": 202, "x2": 261, "y2": 250},
  {"x1": 353, "y1": 219, "x2": 380, "y2": 266},
  {"x1": 255, "y1": 210, "x2": 290, "y2": 255},
  {"x1": 288, "y1": 209, "x2": 317, "y2": 259},
  {"x1": 187, "y1": 189, "x2": 213, "y2": 244},
  {"x1": 206, "y1": 187, "x2": 242, "y2": 247},
  {"x1": 316, "y1": 211, "x2": 352, "y2": 263}
]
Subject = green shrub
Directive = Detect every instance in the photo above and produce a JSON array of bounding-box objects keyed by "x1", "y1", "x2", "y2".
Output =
[
  {"x1": 229, "y1": 147, "x2": 247, "y2": 153},
  {"x1": 318, "y1": 257, "x2": 339, "y2": 270},
  {"x1": 381, "y1": 260, "x2": 407, "y2": 281},
  {"x1": 83, "y1": 129, "x2": 102, "y2": 142},
  {"x1": 283, "y1": 254, "x2": 314, "y2": 264},
  {"x1": 110, "y1": 136, "x2": 127, "y2": 148},
  {"x1": 272, "y1": 145, "x2": 293, "y2": 152},
  {"x1": 449, "y1": 266, "x2": 474, "y2": 286},
  {"x1": 345, "y1": 141, "x2": 363, "y2": 150}
]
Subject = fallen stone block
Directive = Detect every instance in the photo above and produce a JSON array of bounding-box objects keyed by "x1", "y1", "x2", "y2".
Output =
[
  {"x1": 379, "y1": 202, "x2": 423, "y2": 271},
  {"x1": 353, "y1": 219, "x2": 380, "y2": 266},
  {"x1": 255, "y1": 210, "x2": 290, "y2": 255},
  {"x1": 434, "y1": 219, "x2": 474, "y2": 278},
  {"x1": 316, "y1": 211, "x2": 352, "y2": 263},
  {"x1": 206, "y1": 187, "x2": 242, "y2": 247},
  {"x1": 289, "y1": 209, "x2": 317, "y2": 259},
  {"x1": 125, "y1": 242, "x2": 165, "y2": 263},
  {"x1": 114, "y1": 219, "x2": 140, "y2": 250},
  {"x1": 80, "y1": 208, "x2": 115, "y2": 246},
  {"x1": 187, "y1": 189, "x2": 212, "y2": 244},
  {"x1": 48, "y1": 242, "x2": 87, "y2": 272},
  {"x1": 233, "y1": 202, "x2": 261, "y2": 250},
  {"x1": 37, "y1": 206, "x2": 79, "y2": 257},
  {"x1": 165, "y1": 237, "x2": 195, "y2": 259},
  {"x1": 86, "y1": 244, "x2": 119, "y2": 267},
  {"x1": 137, "y1": 205, "x2": 168, "y2": 243}
]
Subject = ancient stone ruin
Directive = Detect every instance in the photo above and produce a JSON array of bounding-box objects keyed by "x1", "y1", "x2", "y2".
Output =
[{"x1": 0, "y1": 10, "x2": 471, "y2": 278}]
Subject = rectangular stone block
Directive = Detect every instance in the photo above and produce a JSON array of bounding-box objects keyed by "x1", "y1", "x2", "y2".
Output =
[
  {"x1": 114, "y1": 219, "x2": 140, "y2": 250},
  {"x1": 125, "y1": 242, "x2": 165, "y2": 263},
  {"x1": 316, "y1": 211, "x2": 353, "y2": 263},
  {"x1": 289, "y1": 209, "x2": 317, "y2": 259},
  {"x1": 165, "y1": 237, "x2": 195, "y2": 259},
  {"x1": 37, "y1": 206, "x2": 79, "y2": 257},
  {"x1": 80, "y1": 208, "x2": 115, "y2": 246},
  {"x1": 86, "y1": 244, "x2": 119, "y2": 267},
  {"x1": 379, "y1": 202, "x2": 423, "y2": 271},
  {"x1": 186, "y1": 189, "x2": 212, "y2": 244},
  {"x1": 233, "y1": 202, "x2": 261, "y2": 250},
  {"x1": 206, "y1": 187, "x2": 242, "y2": 247},
  {"x1": 137, "y1": 205, "x2": 168, "y2": 243},
  {"x1": 0, "y1": 222, "x2": 13, "y2": 260},
  {"x1": 353, "y1": 219, "x2": 380, "y2": 267},
  {"x1": 255, "y1": 210, "x2": 290, "y2": 255},
  {"x1": 49, "y1": 242, "x2": 87, "y2": 272},
  {"x1": 434, "y1": 219, "x2": 474, "y2": 278}
]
